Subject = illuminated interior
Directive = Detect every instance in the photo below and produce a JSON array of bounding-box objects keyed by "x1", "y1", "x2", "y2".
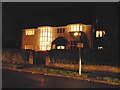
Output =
[
  {"x1": 69, "y1": 24, "x2": 83, "y2": 32},
  {"x1": 96, "y1": 30, "x2": 105, "y2": 37},
  {"x1": 52, "y1": 44, "x2": 56, "y2": 49},
  {"x1": 98, "y1": 46, "x2": 103, "y2": 49},
  {"x1": 25, "y1": 45, "x2": 33, "y2": 50},
  {"x1": 74, "y1": 32, "x2": 79, "y2": 36},
  {"x1": 57, "y1": 46, "x2": 65, "y2": 49},
  {"x1": 39, "y1": 27, "x2": 52, "y2": 51},
  {"x1": 25, "y1": 29, "x2": 35, "y2": 35}
]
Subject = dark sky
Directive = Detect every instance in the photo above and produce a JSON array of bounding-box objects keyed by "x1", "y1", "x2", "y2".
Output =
[{"x1": 2, "y1": 2, "x2": 119, "y2": 45}]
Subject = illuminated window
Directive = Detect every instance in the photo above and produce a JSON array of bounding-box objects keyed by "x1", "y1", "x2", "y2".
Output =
[
  {"x1": 70, "y1": 24, "x2": 82, "y2": 32},
  {"x1": 98, "y1": 46, "x2": 103, "y2": 50},
  {"x1": 80, "y1": 25, "x2": 82, "y2": 31},
  {"x1": 74, "y1": 25, "x2": 76, "y2": 31},
  {"x1": 39, "y1": 27, "x2": 52, "y2": 51},
  {"x1": 25, "y1": 45, "x2": 33, "y2": 50},
  {"x1": 77, "y1": 24, "x2": 79, "y2": 31},
  {"x1": 103, "y1": 31, "x2": 105, "y2": 36},
  {"x1": 96, "y1": 30, "x2": 105, "y2": 37},
  {"x1": 25, "y1": 30, "x2": 35, "y2": 35},
  {"x1": 57, "y1": 46, "x2": 65, "y2": 49},
  {"x1": 71, "y1": 25, "x2": 74, "y2": 31},
  {"x1": 52, "y1": 44, "x2": 56, "y2": 49},
  {"x1": 74, "y1": 32, "x2": 79, "y2": 36}
]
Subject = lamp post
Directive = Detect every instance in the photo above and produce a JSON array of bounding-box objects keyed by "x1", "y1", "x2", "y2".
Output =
[
  {"x1": 77, "y1": 42, "x2": 83, "y2": 75},
  {"x1": 70, "y1": 31, "x2": 83, "y2": 75},
  {"x1": 78, "y1": 45, "x2": 81, "y2": 75}
]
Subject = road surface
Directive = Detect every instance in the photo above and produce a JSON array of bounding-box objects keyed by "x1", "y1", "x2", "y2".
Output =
[{"x1": 2, "y1": 68, "x2": 119, "y2": 88}]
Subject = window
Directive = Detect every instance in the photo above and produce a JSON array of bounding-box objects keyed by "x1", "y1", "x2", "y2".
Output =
[
  {"x1": 96, "y1": 30, "x2": 105, "y2": 37},
  {"x1": 39, "y1": 27, "x2": 52, "y2": 51},
  {"x1": 57, "y1": 29, "x2": 59, "y2": 33},
  {"x1": 52, "y1": 44, "x2": 56, "y2": 49},
  {"x1": 80, "y1": 25, "x2": 83, "y2": 31},
  {"x1": 70, "y1": 24, "x2": 82, "y2": 32},
  {"x1": 57, "y1": 28, "x2": 65, "y2": 33},
  {"x1": 63, "y1": 28, "x2": 65, "y2": 33},
  {"x1": 60, "y1": 28, "x2": 62, "y2": 33},
  {"x1": 98, "y1": 46, "x2": 103, "y2": 50},
  {"x1": 57, "y1": 46, "x2": 65, "y2": 49},
  {"x1": 25, "y1": 30, "x2": 35, "y2": 35},
  {"x1": 25, "y1": 45, "x2": 33, "y2": 50}
]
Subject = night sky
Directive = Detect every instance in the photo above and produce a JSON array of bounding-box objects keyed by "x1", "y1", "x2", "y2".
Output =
[{"x1": 2, "y1": 2, "x2": 119, "y2": 48}]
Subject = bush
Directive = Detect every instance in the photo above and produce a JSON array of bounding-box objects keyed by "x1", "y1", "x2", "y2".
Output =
[{"x1": 2, "y1": 49, "x2": 29, "y2": 62}]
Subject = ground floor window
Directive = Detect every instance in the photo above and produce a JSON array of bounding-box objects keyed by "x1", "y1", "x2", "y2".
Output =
[
  {"x1": 98, "y1": 46, "x2": 103, "y2": 50},
  {"x1": 57, "y1": 46, "x2": 65, "y2": 49},
  {"x1": 52, "y1": 44, "x2": 56, "y2": 49},
  {"x1": 25, "y1": 45, "x2": 33, "y2": 50}
]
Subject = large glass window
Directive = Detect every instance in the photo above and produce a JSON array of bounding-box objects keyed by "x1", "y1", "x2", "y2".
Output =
[{"x1": 39, "y1": 27, "x2": 52, "y2": 51}]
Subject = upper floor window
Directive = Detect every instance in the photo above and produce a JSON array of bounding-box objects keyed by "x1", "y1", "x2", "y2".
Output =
[
  {"x1": 96, "y1": 30, "x2": 105, "y2": 37},
  {"x1": 70, "y1": 24, "x2": 83, "y2": 32},
  {"x1": 57, "y1": 28, "x2": 65, "y2": 33},
  {"x1": 25, "y1": 30, "x2": 35, "y2": 35}
]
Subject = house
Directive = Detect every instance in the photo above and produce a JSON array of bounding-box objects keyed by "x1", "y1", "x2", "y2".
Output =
[{"x1": 21, "y1": 23, "x2": 105, "y2": 51}]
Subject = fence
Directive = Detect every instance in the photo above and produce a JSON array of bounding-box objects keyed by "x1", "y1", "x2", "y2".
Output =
[
  {"x1": 2, "y1": 48, "x2": 118, "y2": 67},
  {"x1": 49, "y1": 49, "x2": 119, "y2": 67}
]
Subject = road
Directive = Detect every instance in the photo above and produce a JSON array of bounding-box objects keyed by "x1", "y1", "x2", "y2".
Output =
[{"x1": 2, "y1": 68, "x2": 119, "y2": 88}]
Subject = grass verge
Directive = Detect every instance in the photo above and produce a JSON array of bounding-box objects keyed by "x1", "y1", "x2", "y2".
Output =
[{"x1": 2, "y1": 62, "x2": 120, "y2": 85}]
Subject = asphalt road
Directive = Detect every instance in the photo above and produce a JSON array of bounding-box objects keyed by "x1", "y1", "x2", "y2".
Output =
[{"x1": 2, "y1": 68, "x2": 119, "y2": 88}]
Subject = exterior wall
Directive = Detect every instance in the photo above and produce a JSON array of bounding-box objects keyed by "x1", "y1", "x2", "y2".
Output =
[
  {"x1": 94, "y1": 30, "x2": 106, "y2": 49},
  {"x1": 21, "y1": 23, "x2": 93, "y2": 51},
  {"x1": 34, "y1": 29, "x2": 41, "y2": 51},
  {"x1": 83, "y1": 25, "x2": 92, "y2": 48},
  {"x1": 21, "y1": 29, "x2": 37, "y2": 50},
  {"x1": 52, "y1": 26, "x2": 72, "y2": 42}
]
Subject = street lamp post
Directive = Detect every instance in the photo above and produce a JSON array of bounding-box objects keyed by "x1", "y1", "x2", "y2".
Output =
[
  {"x1": 77, "y1": 42, "x2": 83, "y2": 75},
  {"x1": 79, "y1": 47, "x2": 81, "y2": 75},
  {"x1": 70, "y1": 31, "x2": 83, "y2": 76}
]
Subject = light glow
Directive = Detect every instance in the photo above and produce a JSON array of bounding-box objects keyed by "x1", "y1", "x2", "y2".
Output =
[
  {"x1": 52, "y1": 44, "x2": 56, "y2": 49},
  {"x1": 96, "y1": 31, "x2": 103, "y2": 37},
  {"x1": 74, "y1": 32, "x2": 79, "y2": 36},
  {"x1": 98, "y1": 46, "x2": 103, "y2": 49},
  {"x1": 70, "y1": 24, "x2": 83, "y2": 32},
  {"x1": 25, "y1": 45, "x2": 33, "y2": 50},
  {"x1": 25, "y1": 30, "x2": 35, "y2": 35},
  {"x1": 57, "y1": 46, "x2": 65, "y2": 49},
  {"x1": 80, "y1": 25, "x2": 82, "y2": 31},
  {"x1": 39, "y1": 27, "x2": 52, "y2": 51}
]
